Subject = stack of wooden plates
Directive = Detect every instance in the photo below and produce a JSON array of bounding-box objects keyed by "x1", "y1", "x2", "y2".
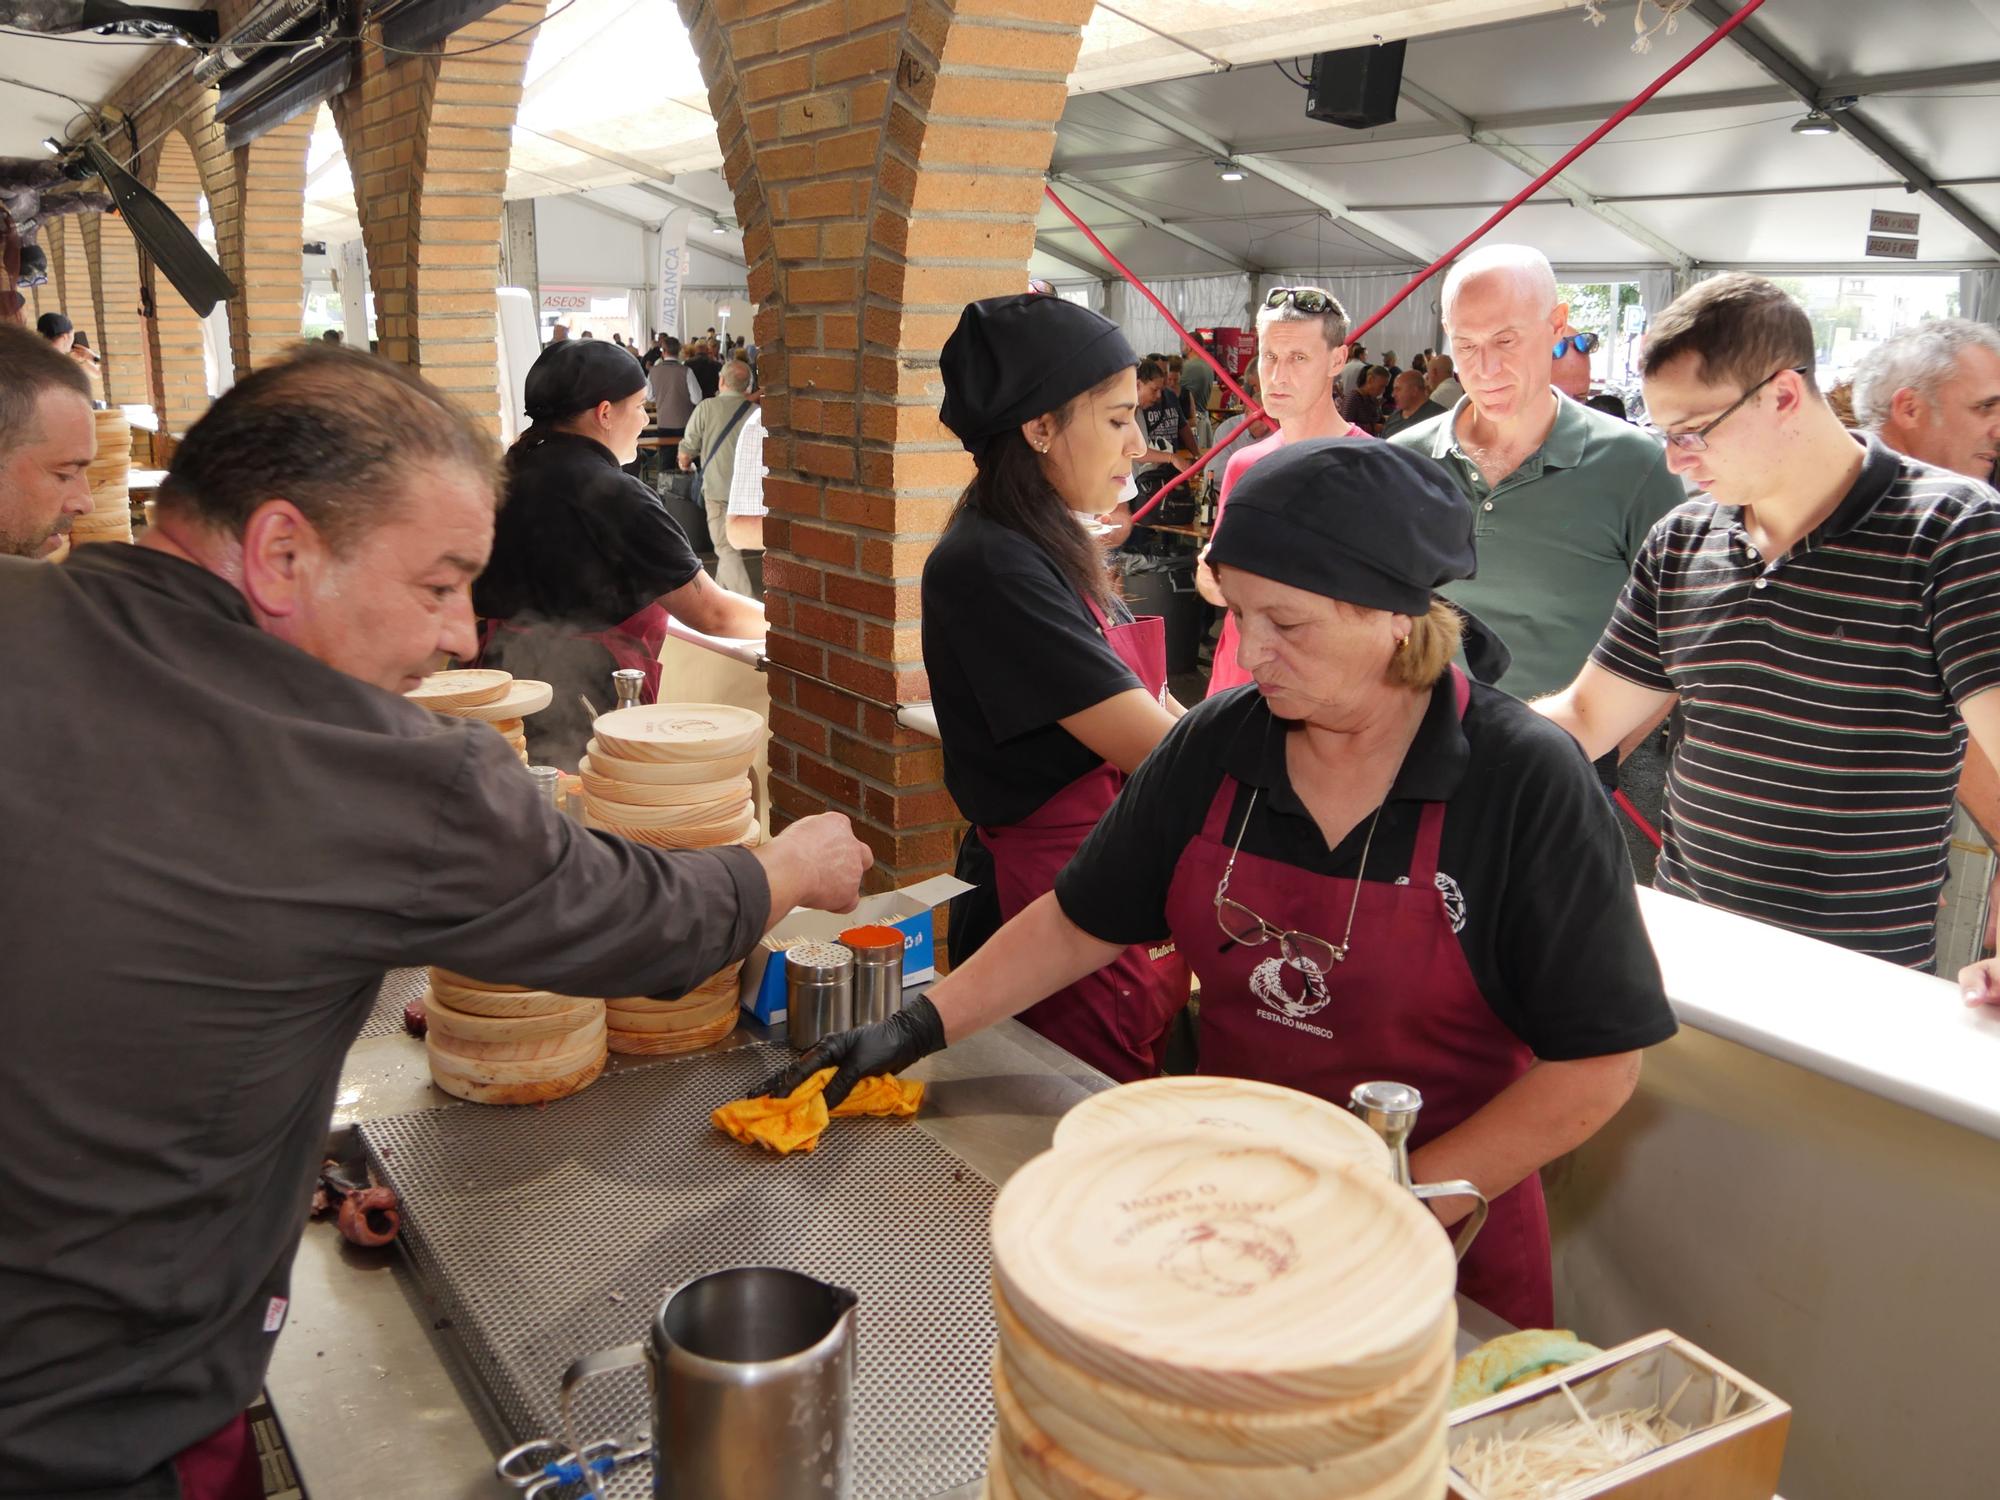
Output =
[
  {"x1": 74, "y1": 408, "x2": 134, "y2": 546},
  {"x1": 405, "y1": 670, "x2": 553, "y2": 762},
  {"x1": 423, "y1": 967, "x2": 607, "y2": 1105},
  {"x1": 601, "y1": 960, "x2": 743, "y2": 1056},
  {"x1": 985, "y1": 1131, "x2": 1458, "y2": 1500},
  {"x1": 1052, "y1": 1075, "x2": 1395, "y2": 1178},
  {"x1": 580, "y1": 704, "x2": 765, "y2": 849}
]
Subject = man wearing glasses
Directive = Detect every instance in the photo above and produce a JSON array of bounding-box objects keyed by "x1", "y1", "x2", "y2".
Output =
[{"x1": 1538, "y1": 274, "x2": 2000, "y2": 971}]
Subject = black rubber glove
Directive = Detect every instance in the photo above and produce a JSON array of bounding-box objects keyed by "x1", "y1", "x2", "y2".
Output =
[{"x1": 766, "y1": 997, "x2": 948, "y2": 1109}]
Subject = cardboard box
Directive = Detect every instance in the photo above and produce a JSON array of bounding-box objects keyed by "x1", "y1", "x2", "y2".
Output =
[{"x1": 741, "y1": 874, "x2": 973, "y2": 1024}]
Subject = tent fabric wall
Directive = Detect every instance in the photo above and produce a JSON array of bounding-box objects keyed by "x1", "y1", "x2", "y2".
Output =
[
  {"x1": 1964, "y1": 269, "x2": 2000, "y2": 326},
  {"x1": 1639, "y1": 269, "x2": 1681, "y2": 329},
  {"x1": 1050, "y1": 280, "x2": 1106, "y2": 313},
  {"x1": 1106, "y1": 273, "x2": 1254, "y2": 354}
]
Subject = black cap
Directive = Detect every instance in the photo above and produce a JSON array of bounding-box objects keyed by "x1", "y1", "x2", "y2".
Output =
[
  {"x1": 938, "y1": 293, "x2": 1136, "y2": 453},
  {"x1": 1207, "y1": 438, "x2": 1512, "y2": 682},
  {"x1": 523, "y1": 338, "x2": 646, "y2": 423},
  {"x1": 37, "y1": 312, "x2": 73, "y2": 340}
]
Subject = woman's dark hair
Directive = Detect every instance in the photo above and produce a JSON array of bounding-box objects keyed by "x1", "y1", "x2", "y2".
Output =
[{"x1": 956, "y1": 395, "x2": 1115, "y2": 611}]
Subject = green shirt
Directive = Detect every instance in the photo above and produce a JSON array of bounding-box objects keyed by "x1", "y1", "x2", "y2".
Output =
[
  {"x1": 681, "y1": 391, "x2": 750, "y2": 514},
  {"x1": 1390, "y1": 389, "x2": 1686, "y2": 701}
]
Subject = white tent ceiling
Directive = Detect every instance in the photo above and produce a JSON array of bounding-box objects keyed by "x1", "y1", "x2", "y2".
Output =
[{"x1": 6, "y1": 0, "x2": 1999, "y2": 280}]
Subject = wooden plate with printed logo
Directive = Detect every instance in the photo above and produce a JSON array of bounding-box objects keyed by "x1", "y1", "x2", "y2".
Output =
[
  {"x1": 443, "y1": 678, "x2": 553, "y2": 721},
  {"x1": 990, "y1": 1132, "x2": 1456, "y2": 1412},
  {"x1": 591, "y1": 704, "x2": 765, "y2": 763},
  {"x1": 1052, "y1": 1076, "x2": 1392, "y2": 1178},
  {"x1": 407, "y1": 669, "x2": 511, "y2": 710}
]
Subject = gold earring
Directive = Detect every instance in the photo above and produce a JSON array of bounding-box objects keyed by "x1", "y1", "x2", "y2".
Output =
[{"x1": 1395, "y1": 637, "x2": 1409, "y2": 651}]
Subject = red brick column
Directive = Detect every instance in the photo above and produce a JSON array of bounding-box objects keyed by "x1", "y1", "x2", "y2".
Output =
[
  {"x1": 141, "y1": 128, "x2": 215, "y2": 437},
  {"x1": 682, "y1": 0, "x2": 1090, "y2": 893},
  {"x1": 46, "y1": 217, "x2": 70, "y2": 314},
  {"x1": 82, "y1": 212, "x2": 148, "y2": 412},
  {"x1": 331, "y1": 0, "x2": 545, "y2": 430},
  {"x1": 219, "y1": 113, "x2": 313, "y2": 375}
]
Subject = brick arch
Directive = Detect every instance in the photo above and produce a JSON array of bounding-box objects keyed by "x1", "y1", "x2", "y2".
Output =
[
  {"x1": 85, "y1": 209, "x2": 148, "y2": 412},
  {"x1": 215, "y1": 113, "x2": 313, "y2": 376},
  {"x1": 331, "y1": 0, "x2": 547, "y2": 430},
  {"x1": 140, "y1": 126, "x2": 218, "y2": 436},
  {"x1": 678, "y1": 0, "x2": 1091, "y2": 888}
]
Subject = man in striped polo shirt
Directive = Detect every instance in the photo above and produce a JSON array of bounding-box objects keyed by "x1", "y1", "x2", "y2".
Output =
[{"x1": 1537, "y1": 274, "x2": 2000, "y2": 969}]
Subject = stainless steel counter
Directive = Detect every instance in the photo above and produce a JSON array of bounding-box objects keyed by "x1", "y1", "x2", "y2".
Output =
[{"x1": 270, "y1": 1020, "x2": 1507, "y2": 1500}]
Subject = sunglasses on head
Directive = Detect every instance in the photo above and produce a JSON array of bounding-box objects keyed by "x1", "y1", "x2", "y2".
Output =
[
  {"x1": 1552, "y1": 331, "x2": 1600, "y2": 359},
  {"x1": 1264, "y1": 286, "x2": 1337, "y2": 314}
]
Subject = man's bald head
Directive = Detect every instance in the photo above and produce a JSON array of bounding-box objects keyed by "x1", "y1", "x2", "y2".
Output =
[
  {"x1": 1443, "y1": 244, "x2": 1559, "y2": 325},
  {"x1": 1439, "y1": 244, "x2": 1565, "y2": 424},
  {"x1": 0, "y1": 323, "x2": 96, "y2": 558},
  {"x1": 719, "y1": 360, "x2": 753, "y2": 394}
]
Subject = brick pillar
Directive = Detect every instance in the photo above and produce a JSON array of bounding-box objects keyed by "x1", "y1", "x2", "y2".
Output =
[
  {"x1": 84, "y1": 212, "x2": 149, "y2": 412},
  {"x1": 141, "y1": 128, "x2": 215, "y2": 436},
  {"x1": 331, "y1": 0, "x2": 544, "y2": 430},
  {"x1": 681, "y1": 0, "x2": 1088, "y2": 892},
  {"x1": 219, "y1": 113, "x2": 313, "y2": 374}
]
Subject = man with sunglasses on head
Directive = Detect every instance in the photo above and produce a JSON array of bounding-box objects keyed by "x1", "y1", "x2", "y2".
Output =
[
  {"x1": 1538, "y1": 274, "x2": 2000, "y2": 972},
  {"x1": 1197, "y1": 284, "x2": 1372, "y2": 694}
]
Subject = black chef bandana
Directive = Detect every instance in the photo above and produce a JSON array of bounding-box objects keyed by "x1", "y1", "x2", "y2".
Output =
[
  {"x1": 1208, "y1": 437, "x2": 1513, "y2": 683},
  {"x1": 938, "y1": 293, "x2": 1137, "y2": 454},
  {"x1": 523, "y1": 338, "x2": 646, "y2": 424}
]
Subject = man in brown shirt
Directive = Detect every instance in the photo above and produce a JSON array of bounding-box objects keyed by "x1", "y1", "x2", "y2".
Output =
[
  {"x1": 0, "y1": 322, "x2": 96, "y2": 559},
  {"x1": 0, "y1": 345, "x2": 871, "y2": 1500}
]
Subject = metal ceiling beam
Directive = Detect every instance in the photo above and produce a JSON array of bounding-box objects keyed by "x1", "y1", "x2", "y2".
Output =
[
  {"x1": 1101, "y1": 92, "x2": 1433, "y2": 265},
  {"x1": 1048, "y1": 172, "x2": 1262, "y2": 273},
  {"x1": 1058, "y1": 61, "x2": 2000, "y2": 176},
  {"x1": 1686, "y1": 0, "x2": 2000, "y2": 259},
  {"x1": 1032, "y1": 234, "x2": 1111, "y2": 277},
  {"x1": 1398, "y1": 79, "x2": 1695, "y2": 272}
]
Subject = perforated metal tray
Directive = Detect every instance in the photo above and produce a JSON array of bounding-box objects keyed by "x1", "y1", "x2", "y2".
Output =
[
  {"x1": 358, "y1": 1043, "x2": 998, "y2": 1499},
  {"x1": 357, "y1": 967, "x2": 428, "y2": 1041}
]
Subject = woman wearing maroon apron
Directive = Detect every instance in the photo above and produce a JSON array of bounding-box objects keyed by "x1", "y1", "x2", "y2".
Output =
[
  {"x1": 786, "y1": 439, "x2": 1676, "y2": 1330},
  {"x1": 918, "y1": 293, "x2": 1191, "y2": 1082},
  {"x1": 473, "y1": 339, "x2": 765, "y2": 769}
]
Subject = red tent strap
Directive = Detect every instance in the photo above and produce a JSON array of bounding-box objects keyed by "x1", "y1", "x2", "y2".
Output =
[{"x1": 1042, "y1": 0, "x2": 1771, "y2": 525}]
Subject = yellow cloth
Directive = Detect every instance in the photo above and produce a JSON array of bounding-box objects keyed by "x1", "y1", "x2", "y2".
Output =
[
  {"x1": 1449, "y1": 1330, "x2": 1603, "y2": 1408},
  {"x1": 712, "y1": 1067, "x2": 925, "y2": 1155}
]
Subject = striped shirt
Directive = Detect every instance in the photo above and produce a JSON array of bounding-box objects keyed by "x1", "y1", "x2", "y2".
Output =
[{"x1": 1592, "y1": 438, "x2": 2000, "y2": 968}]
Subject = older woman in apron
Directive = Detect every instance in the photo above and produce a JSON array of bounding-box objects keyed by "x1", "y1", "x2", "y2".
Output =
[
  {"x1": 919, "y1": 293, "x2": 1191, "y2": 1083},
  {"x1": 474, "y1": 339, "x2": 764, "y2": 768},
  {"x1": 783, "y1": 439, "x2": 1676, "y2": 1330}
]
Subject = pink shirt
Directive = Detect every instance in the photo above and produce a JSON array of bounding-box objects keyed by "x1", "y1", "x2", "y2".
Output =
[{"x1": 1204, "y1": 421, "x2": 1370, "y2": 696}]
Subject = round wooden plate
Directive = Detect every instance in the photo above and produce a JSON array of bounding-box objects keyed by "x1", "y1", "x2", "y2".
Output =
[
  {"x1": 443, "y1": 678, "x2": 554, "y2": 721},
  {"x1": 1052, "y1": 1076, "x2": 1392, "y2": 1178},
  {"x1": 424, "y1": 994, "x2": 605, "y2": 1046},
  {"x1": 601, "y1": 989, "x2": 739, "y2": 1033},
  {"x1": 602, "y1": 963, "x2": 742, "y2": 1013},
  {"x1": 427, "y1": 1031, "x2": 606, "y2": 1085},
  {"x1": 407, "y1": 669, "x2": 512, "y2": 710},
  {"x1": 577, "y1": 764, "x2": 752, "y2": 809},
  {"x1": 591, "y1": 704, "x2": 765, "y2": 763},
  {"x1": 993, "y1": 1283, "x2": 1454, "y2": 1468},
  {"x1": 591, "y1": 814, "x2": 762, "y2": 850},
  {"x1": 429, "y1": 967, "x2": 527, "y2": 994},
  {"x1": 429, "y1": 984, "x2": 584, "y2": 1018},
  {"x1": 582, "y1": 739, "x2": 757, "y2": 785},
  {"x1": 428, "y1": 1016, "x2": 607, "y2": 1063},
  {"x1": 582, "y1": 790, "x2": 753, "y2": 828},
  {"x1": 430, "y1": 1051, "x2": 606, "y2": 1106},
  {"x1": 606, "y1": 1007, "x2": 738, "y2": 1055},
  {"x1": 990, "y1": 1132, "x2": 1457, "y2": 1412}
]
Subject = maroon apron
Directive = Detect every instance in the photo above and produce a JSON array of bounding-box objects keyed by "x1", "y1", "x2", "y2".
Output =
[
  {"x1": 979, "y1": 597, "x2": 1190, "y2": 1082},
  {"x1": 1160, "y1": 669, "x2": 1551, "y2": 1329},
  {"x1": 171, "y1": 1412, "x2": 263, "y2": 1500},
  {"x1": 478, "y1": 601, "x2": 670, "y2": 703}
]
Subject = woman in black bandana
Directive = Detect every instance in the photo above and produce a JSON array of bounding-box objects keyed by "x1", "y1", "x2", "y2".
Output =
[{"x1": 474, "y1": 340, "x2": 764, "y2": 768}]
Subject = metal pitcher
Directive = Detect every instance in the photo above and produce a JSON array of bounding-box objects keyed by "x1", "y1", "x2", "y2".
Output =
[
  {"x1": 559, "y1": 1267, "x2": 858, "y2": 1500},
  {"x1": 1348, "y1": 1081, "x2": 1490, "y2": 1263}
]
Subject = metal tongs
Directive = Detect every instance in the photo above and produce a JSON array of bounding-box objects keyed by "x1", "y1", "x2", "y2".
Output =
[
  {"x1": 1348, "y1": 1080, "x2": 1490, "y2": 1262},
  {"x1": 498, "y1": 1435, "x2": 650, "y2": 1499}
]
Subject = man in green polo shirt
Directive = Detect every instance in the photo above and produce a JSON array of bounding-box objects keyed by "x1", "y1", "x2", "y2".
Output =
[{"x1": 1390, "y1": 245, "x2": 1685, "y2": 702}]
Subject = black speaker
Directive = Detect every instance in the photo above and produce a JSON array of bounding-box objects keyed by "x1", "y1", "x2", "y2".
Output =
[{"x1": 1305, "y1": 41, "x2": 1406, "y2": 130}]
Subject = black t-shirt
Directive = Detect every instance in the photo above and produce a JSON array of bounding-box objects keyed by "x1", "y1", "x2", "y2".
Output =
[
  {"x1": 474, "y1": 431, "x2": 703, "y2": 632},
  {"x1": 1054, "y1": 679, "x2": 1676, "y2": 1061},
  {"x1": 921, "y1": 508, "x2": 1141, "y2": 827},
  {"x1": 687, "y1": 356, "x2": 722, "y2": 399}
]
